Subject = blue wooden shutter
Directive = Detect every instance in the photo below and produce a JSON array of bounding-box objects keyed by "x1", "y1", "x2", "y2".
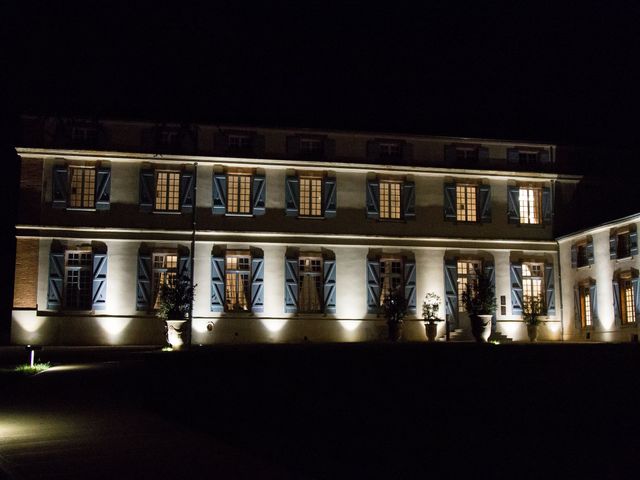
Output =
[
  {"x1": 180, "y1": 171, "x2": 194, "y2": 213},
  {"x1": 571, "y1": 244, "x2": 578, "y2": 268},
  {"x1": 366, "y1": 180, "x2": 380, "y2": 219},
  {"x1": 139, "y1": 169, "x2": 154, "y2": 212},
  {"x1": 284, "y1": 257, "x2": 299, "y2": 313},
  {"x1": 91, "y1": 252, "x2": 108, "y2": 310},
  {"x1": 542, "y1": 187, "x2": 552, "y2": 224},
  {"x1": 609, "y1": 232, "x2": 618, "y2": 260},
  {"x1": 252, "y1": 174, "x2": 266, "y2": 215},
  {"x1": 212, "y1": 173, "x2": 227, "y2": 214},
  {"x1": 323, "y1": 259, "x2": 336, "y2": 314},
  {"x1": 402, "y1": 181, "x2": 416, "y2": 220},
  {"x1": 366, "y1": 259, "x2": 380, "y2": 314},
  {"x1": 404, "y1": 260, "x2": 416, "y2": 314},
  {"x1": 589, "y1": 282, "x2": 598, "y2": 328},
  {"x1": 478, "y1": 184, "x2": 491, "y2": 223},
  {"x1": 136, "y1": 253, "x2": 152, "y2": 310},
  {"x1": 507, "y1": 187, "x2": 520, "y2": 224},
  {"x1": 630, "y1": 227, "x2": 638, "y2": 256},
  {"x1": 443, "y1": 183, "x2": 457, "y2": 221},
  {"x1": 586, "y1": 238, "x2": 595, "y2": 265},
  {"x1": 178, "y1": 250, "x2": 190, "y2": 280},
  {"x1": 251, "y1": 257, "x2": 264, "y2": 313},
  {"x1": 52, "y1": 166, "x2": 68, "y2": 208},
  {"x1": 539, "y1": 150, "x2": 551, "y2": 164},
  {"x1": 444, "y1": 258, "x2": 458, "y2": 323},
  {"x1": 633, "y1": 277, "x2": 640, "y2": 320},
  {"x1": 95, "y1": 167, "x2": 111, "y2": 210},
  {"x1": 324, "y1": 177, "x2": 337, "y2": 218},
  {"x1": 545, "y1": 263, "x2": 556, "y2": 315},
  {"x1": 47, "y1": 251, "x2": 65, "y2": 309},
  {"x1": 507, "y1": 148, "x2": 520, "y2": 165},
  {"x1": 210, "y1": 255, "x2": 225, "y2": 312},
  {"x1": 510, "y1": 262, "x2": 523, "y2": 315},
  {"x1": 612, "y1": 279, "x2": 621, "y2": 326},
  {"x1": 484, "y1": 261, "x2": 496, "y2": 331},
  {"x1": 285, "y1": 176, "x2": 299, "y2": 217},
  {"x1": 478, "y1": 147, "x2": 489, "y2": 163},
  {"x1": 573, "y1": 287, "x2": 582, "y2": 329},
  {"x1": 444, "y1": 145, "x2": 457, "y2": 163}
]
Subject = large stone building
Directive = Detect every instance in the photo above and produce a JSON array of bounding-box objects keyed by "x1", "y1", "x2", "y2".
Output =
[{"x1": 10, "y1": 116, "x2": 638, "y2": 345}]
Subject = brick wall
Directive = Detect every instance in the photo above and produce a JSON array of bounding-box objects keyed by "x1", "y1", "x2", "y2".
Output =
[
  {"x1": 13, "y1": 239, "x2": 39, "y2": 308},
  {"x1": 18, "y1": 157, "x2": 43, "y2": 224}
]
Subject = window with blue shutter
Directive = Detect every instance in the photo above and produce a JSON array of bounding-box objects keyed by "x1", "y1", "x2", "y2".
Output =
[
  {"x1": 285, "y1": 176, "x2": 299, "y2": 217},
  {"x1": 478, "y1": 184, "x2": 491, "y2": 223},
  {"x1": 544, "y1": 263, "x2": 556, "y2": 315},
  {"x1": 366, "y1": 259, "x2": 380, "y2": 314},
  {"x1": 589, "y1": 282, "x2": 599, "y2": 328},
  {"x1": 571, "y1": 244, "x2": 578, "y2": 268},
  {"x1": 541, "y1": 187, "x2": 552, "y2": 224},
  {"x1": 136, "y1": 253, "x2": 152, "y2": 311},
  {"x1": 633, "y1": 277, "x2": 640, "y2": 321},
  {"x1": 178, "y1": 249, "x2": 191, "y2": 280},
  {"x1": 507, "y1": 187, "x2": 520, "y2": 224},
  {"x1": 91, "y1": 252, "x2": 108, "y2": 310},
  {"x1": 612, "y1": 279, "x2": 621, "y2": 326},
  {"x1": 573, "y1": 287, "x2": 582, "y2": 330},
  {"x1": 478, "y1": 147, "x2": 489, "y2": 163},
  {"x1": 323, "y1": 259, "x2": 336, "y2": 314},
  {"x1": 610, "y1": 232, "x2": 618, "y2": 260},
  {"x1": 444, "y1": 258, "x2": 458, "y2": 326},
  {"x1": 52, "y1": 166, "x2": 68, "y2": 208},
  {"x1": 404, "y1": 261, "x2": 416, "y2": 314},
  {"x1": 180, "y1": 171, "x2": 194, "y2": 213},
  {"x1": 95, "y1": 167, "x2": 111, "y2": 210},
  {"x1": 443, "y1": 183, "x2": 457, "y2": 221},
  {"x1": 507, "y1": 148, "x2": 520, "y2": 165},
  {"x1": 586, "y1": 238, "x2": 595, "y2": 265},
  {"x1": 402, "y1": 182, "x2": 416, "y2": 220},
  {"x1": 212, "y1": 173, "x2": 227, "y2": 214},
  {"x1": 139, "y1": 169, "x2": 155, "y2": 213},
  {"x1": 284, "y1": 257, "x2": 299, "y2": 313},
  {"x1": 210, "y1": 255, "x2": 225, "y2": 312},
  {"x1": 251, "y1": 257, "x2": 264, "y2": 313},
  {"x1": 510, "y1": 262, "x2": 523, "y2": 315},
  {"x1": 630, "y1": 227, "x2": 639, "y2": 256},
  {"x1": 323, "y1": 177, "x2": 337, "y2": 218},
  {"x1": 366, "y1": 180, "x2": 380, "y2": 219},
  {"x1": 252, "y1": 174, "x2": 266, "y2": 216},
  {"x1": 47, "y1": 251, "x2": 65, "y2": 309}
]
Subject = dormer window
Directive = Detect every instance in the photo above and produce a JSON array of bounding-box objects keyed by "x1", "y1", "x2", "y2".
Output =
[
  {"x1": 71, "y1": 125, "x2": 97, "y2": 144},
  {"x1": 609, "y1": 225, "x2": 638, "y2": 260},
  {"x1": 159, "y1": 130, "x2": 180, "y2": 148},
  {"x1": 379, "y1": 143, "x2": 401, "y2": 158},
  {"x1": 456, "y1": 147, "x2": 478, "y2": 163},
  {"x1": 300, "y1": 138, "x2": 323, "y2": 155},
  {"x1": 228, "y1": 134, "x2": 251, "y2": 150}
]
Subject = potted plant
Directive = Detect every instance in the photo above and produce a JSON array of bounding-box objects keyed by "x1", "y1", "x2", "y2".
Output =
[
  {"x1": 522, "y1": 294, "x2": 546, "y2": 342},
  {"x1": 461, "y1": 269, "x2": 496, "y2": 343},
  {"x1": 157, "y1": 274, "x2": 196, "y2": 350},
  {"x1": 422, "y1": 292, "x2": 444, "y2": 342},
  {"x1": 381, "y1": 287, "x2": 408, "y2": 342}
]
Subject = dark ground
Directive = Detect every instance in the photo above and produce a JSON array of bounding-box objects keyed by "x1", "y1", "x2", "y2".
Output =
[{"x1": 1, "y1": 343, "x2": 639, "y2": 479}]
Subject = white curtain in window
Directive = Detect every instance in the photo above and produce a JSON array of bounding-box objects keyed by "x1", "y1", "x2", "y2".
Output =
[{"x1": 300, "y1": 275, "x2": 321, "y2": 311}]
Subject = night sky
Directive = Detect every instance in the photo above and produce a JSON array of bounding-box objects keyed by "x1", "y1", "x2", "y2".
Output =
[{"x1": 5, "y1": 2, "x2": 640, "y2": 148}]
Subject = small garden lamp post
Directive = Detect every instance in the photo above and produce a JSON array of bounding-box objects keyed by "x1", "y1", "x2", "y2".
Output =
[{"x1": 25, "y1": 345, "x2": 42, "y2": 368}]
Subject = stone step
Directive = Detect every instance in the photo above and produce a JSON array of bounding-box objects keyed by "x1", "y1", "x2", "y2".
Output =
[{"x1": 437, "y1": 329, "x2": 514, "y2": 343}]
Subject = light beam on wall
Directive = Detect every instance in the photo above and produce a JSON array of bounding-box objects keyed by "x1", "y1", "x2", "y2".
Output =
[
  {"x1": 338, "y1": 320, "x2": 361, "y2": 331},
  {"x1": 192, "y1": 318, "x2": 217, "y2": 333},
  {"x1": 261, "y1": 319, "x2": 287, "y2": 332},
  {"x1": 97, "y1": 317, "x2": 132, "y2": 338},
  {"x1": 14, "y1": 315, "x2": 45, "y2": 333}
]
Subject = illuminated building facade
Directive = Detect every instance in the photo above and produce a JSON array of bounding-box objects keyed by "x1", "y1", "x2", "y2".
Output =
[{"x1": 10, "y1": 116, "x2": 638, "y2": 345}]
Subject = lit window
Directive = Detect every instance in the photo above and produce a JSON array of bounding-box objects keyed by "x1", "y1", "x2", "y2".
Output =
[
  {"x1": 621, "y1": 277, "x2": 636, "y2": 325},
  {"x1": 64, "y1": 250, "x2": 93, "y2": 310},
  {"x1": 300, "y1": 138, "x2": 323, "y2": 155},
  {"x1": 299, "y1": 256, "x2": 323, "y2": 313},
  {"x1": 456, "y1": 184, "x2": 477, "y2": 222},
  {"x1": 69, "y1": 167, "x2": 96, "y2": 209},
  {"x1": 228, "y1": 135, "x2": 251, "y2": 150},
  {"x1": 380, "y1": 143, "x2": 401, "y2": 157},
  {"x1": 519, "y1": 187, "x2": 542, "y2": 224},
  {"x1": 522, "y1": 262, "x2": 544, "y2": 303},
  {"x1": 227, "y1": 174, "x2": 252, "y2": 214},
  {"x1": 457, "y1": 260, "x2": 482, "y2": 312},
  {"x1": 380, "y1": 258, "x2": 403, "y2": 305},
  {"x1": 580, "y1": 285, "x2": 592, "y2": 328},
  {"x1": 152, "y1": 253, "x2": 177, "y2": 309},
  {"x1": 225, "y1": 254, "x2": 251, "y2": 311},
  {"x1": 299, "y1": 177, "x2": 323, "y2": 217},
  {"x1": 154, "y1": 171, "x2": 180, "y2": 211},
  {"x1": 379, "y1": 181, "x2": 402, "y2": 219}
]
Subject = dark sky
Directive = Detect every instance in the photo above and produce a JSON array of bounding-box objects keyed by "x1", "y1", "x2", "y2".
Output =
[{"x1": 5, "y1": 1, "x2": 640, "y2": 146}]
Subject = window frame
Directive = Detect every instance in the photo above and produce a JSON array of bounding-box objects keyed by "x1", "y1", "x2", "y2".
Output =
[
  {"x1": 518, "y1": 186, "x2": 543, "y2": 225},
  {"x1": 226, "y1": 173, "x2": 253, "y2": 215},
  {"x1": 154, "y1": 170, "x2": 181, "y2": 213},
  {"x1": 457, "y1": 259, "x2": 483, "y2": 312},
  {"x1": 455, "y1": 183, "x2": 479, "y2": 223},
  {"x1": 522, "y1": 262, "x2": 545, "y2": 305},
  {"x1": 67, "y1": 166, "x2": 97, "y2": 210},
  {"x1": 298, "y1": 175, "x2": 324, "y2": 218},
  {"x1": 616, "y1": 228, "x2": 632, "y2": 259},
  {"x1": 224, "y1": 251, "x2": 252, "y2": 312},
  {"x1": 576, "y1": 240, "x2": 589, "y2": 268},
  {"x1": 151, "y1": 251, "x2": 178, "y2": 310},
  {"x1": 379, "y1": 179, "x2": 403, "y2": 220},
  {"x1": 455, "y1": 147, "x2": 479, "y2": 164},
  {"x1": 379, "y1": 142, "x2": 401, "y2": 158},
  {"x1": 380, "y1": 256, "x2": 404, "y2": 305},
  {"x1": 620, "y1": 274, "x2": 637, "y2": 325},
  {"x1": 578, "y1": 283, "x2": 593, "y2": 328},
  {"x1": 298, "y1": 254, "x2": 324, "y2": 313},
  {"x1": 63, "y1": 248, "x2": 93, "y2": 311},
  {"x1": 299, "y1": 138, "x2": 324, "y2": 155}
]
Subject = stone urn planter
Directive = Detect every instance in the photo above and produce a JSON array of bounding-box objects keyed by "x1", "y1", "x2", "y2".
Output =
[
  {"x1": 425, "y1": 322, "x2": 439, "y2": 342},
  {"x1": 166, "y1": 320, "x2": 188, "y2": 350},
  {"x1": 527, "y1": 324, "x2": 539, "y2": 342},
  {"x1": 470, "y1": 314, "x2": 492, "y2": 343}
]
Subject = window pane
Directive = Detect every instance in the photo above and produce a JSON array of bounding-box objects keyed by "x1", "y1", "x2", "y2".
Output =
[
  {"x1": 380, "y1": 181, "x2": 401, "y2": 220},
  {"x1": 519, "y1": 188, "x2": 541, "y2": 224},
  {"x1": 457, "y1": 260, "x2": 482, "y2": 312},
  {"x1": 64, "y1": 250, "x2": 93, "y2": 309},
  {"x1": 380, "y1": 259, "x2": 403, "y2": 305},
  {"x1": 456, "y1": 185, "x2": 477, "y2": 222},
  {"x1": 299, "y1": 177, "x2": 322, "y2": 217},
  {"x1": 155, "y1": 172, "x2": 180, "y2": 211},
  {"x1": 69, "y1": 167, "x2": 95, "y2": 208},
  {"x1": 299, "y1": 257, "x2": 323, "y2": 313}
]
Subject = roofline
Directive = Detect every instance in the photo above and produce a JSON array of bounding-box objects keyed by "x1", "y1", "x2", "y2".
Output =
[{"x1": 557, "y1": 212, "x2": 640, "y2": 242}]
